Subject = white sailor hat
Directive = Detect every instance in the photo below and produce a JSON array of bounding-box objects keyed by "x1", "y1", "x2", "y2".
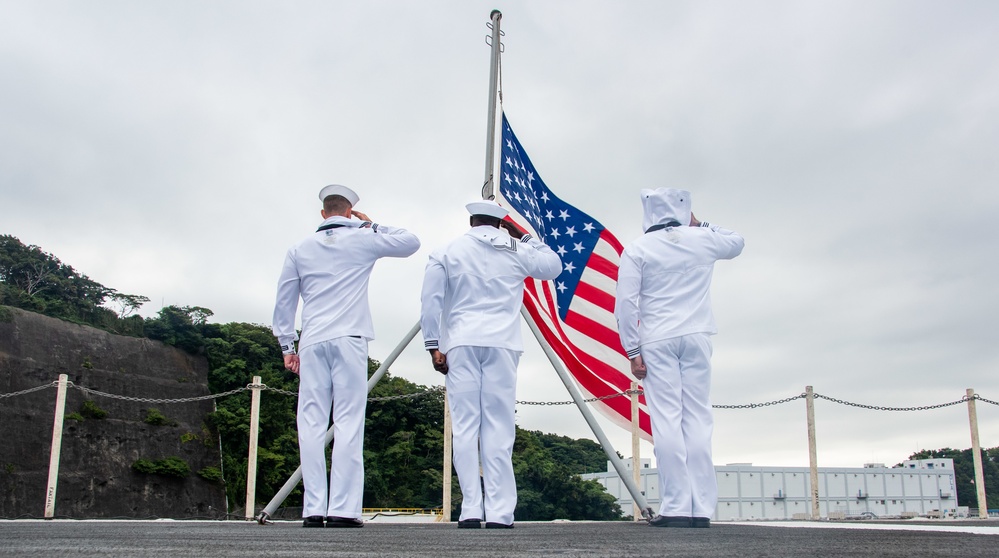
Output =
[
  {"x1": 465, "y1": 200, "x2": 509, "y2": 219},
  {"x1": 318, "y1": 184, "x2": 359, "y2": 206}
]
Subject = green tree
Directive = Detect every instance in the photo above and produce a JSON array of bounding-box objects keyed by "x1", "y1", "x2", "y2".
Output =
[
  {"x1": 0, "y1": 235, "x2": 144, "y2": 336},
  {"x1": 202, "y1": 321, "x2": 301, "y2": 509},
  {"x1": 513, "y1": 429, "x2": 623, "y2": 520},
  {"x1": 532, "y1": 431, "x2": 609, "y2": 474},
  {"x1": 145, "y1": 306, "x2": 210, "y2": 354}
]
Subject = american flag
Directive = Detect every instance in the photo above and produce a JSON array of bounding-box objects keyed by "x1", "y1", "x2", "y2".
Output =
[{"x1": 498, "y1": 113, "x2": 652, "y2": 440}]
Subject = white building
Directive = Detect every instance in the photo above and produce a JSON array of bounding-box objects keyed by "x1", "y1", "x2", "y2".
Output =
[{"x1": 582, "y1": 458, "x2": 957, "y2": 520}]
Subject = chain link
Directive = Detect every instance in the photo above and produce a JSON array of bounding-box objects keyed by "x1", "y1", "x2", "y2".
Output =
[
  {"x1": 259, "y1": 385, "x2": 298, "y2": 397},
  {"x1": 973, "y1": 394, "x2": 998, "y2": 407},
  {"x1": 368, "y1": 386, "x2": 446, "y2": 402},
  {"x1": 812, "y1": 393, "x2": 969, "y2": 412},
  {"x1": 0, "y1": 381, "x2": 60, "y2": 399},
  {"x1": 517, "y1": 389, "x2": 642, "y2": 406},
  {"x1": 713, "y1": 393, "x2": 807, "y2": 409}
]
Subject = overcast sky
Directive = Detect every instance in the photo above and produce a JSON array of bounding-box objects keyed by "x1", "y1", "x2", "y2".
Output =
[{"x1": 2, "y1": 0, "x2": 997, "y2": 473}]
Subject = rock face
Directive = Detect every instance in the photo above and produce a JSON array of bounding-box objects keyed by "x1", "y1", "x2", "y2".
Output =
[{"x1": 0, "y1": 307, "x2": 227, "y2": 518}]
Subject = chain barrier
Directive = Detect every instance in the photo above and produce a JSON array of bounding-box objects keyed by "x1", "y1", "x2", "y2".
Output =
[
  {"x1": 713, "y1": 393, "x2": 806, "y2": 409},
  {"x1": 517, "y1": 389, "x2": 642, "y2": 406},
  {"x1": 70, "y1": 383, "x2": 250, "y2": 404},
  {"x1": 812, "y1": 393, "x2": 969, "y2": 412},
  {"x1": 0, "y1": 380, "x2": 60, "y2": 399},
  {"x1": 2, "y1": 380, "x2": 998, "y2": 411},
  {"x1": 976, "y1": 394, "x2": 999, "y2": 407}
]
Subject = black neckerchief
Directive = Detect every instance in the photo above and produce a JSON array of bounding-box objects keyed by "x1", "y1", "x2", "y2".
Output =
[
  {"x1": 645, "y1": 220, "x2": 682, "y2": 234},
  {"x1": 317, "y1": 223, "x2": 347, "y2": 232}
]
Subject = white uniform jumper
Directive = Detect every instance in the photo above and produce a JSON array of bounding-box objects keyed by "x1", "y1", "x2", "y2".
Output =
[
  {"x1": 420, "y1": 226, "x2": 561, "y2": 525},
  {"x1": 614, "y1": 189, "x2": 744, "y2": 520},
  {"x1": 273, "y1": 215, "x2": 420, "y2": 519}
]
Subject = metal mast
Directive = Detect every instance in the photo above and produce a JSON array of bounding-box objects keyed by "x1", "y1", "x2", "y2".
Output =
[{"x1": 481, "y1": 9, "x2": 503, "y2": 200}]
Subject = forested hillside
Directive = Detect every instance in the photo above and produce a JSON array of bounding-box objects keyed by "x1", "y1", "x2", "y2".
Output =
[{"x1": 1, "y1": 234, "x2": 621, "y2": 520}]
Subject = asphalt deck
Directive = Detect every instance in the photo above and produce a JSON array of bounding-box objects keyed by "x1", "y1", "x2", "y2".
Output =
[{"x1": 1, "y1": 519, "x2": 998, "y2": 557}]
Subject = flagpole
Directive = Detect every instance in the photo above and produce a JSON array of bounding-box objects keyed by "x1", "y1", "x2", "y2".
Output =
[{"x1": 481, "y1": 9, "x2": 503, "y2": 201}]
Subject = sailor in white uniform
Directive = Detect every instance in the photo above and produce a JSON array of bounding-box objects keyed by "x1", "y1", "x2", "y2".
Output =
[
  {"x1": 420, "y1": 200, "x2": 561, "y2": 529},
  {"x1": 614, "y1": 188, "x2": 744, "y2": 529},
  {"x1": 272, "y1": 184, "x2": 420, "y2": 528}
]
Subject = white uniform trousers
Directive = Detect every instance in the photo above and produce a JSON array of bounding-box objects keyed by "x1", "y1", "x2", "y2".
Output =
[
  {"x1": 445, "y1": 346, "x2": 520, "y2": 525},
  {"x1": 641, "y1": 333, "x2": 717, "y2": 518},
  {"x1": 297, "y1": 336, "x2": 368, "y2": 518}
]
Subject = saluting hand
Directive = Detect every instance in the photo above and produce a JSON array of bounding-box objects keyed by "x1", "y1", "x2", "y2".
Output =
[
  {"x1": 499, "y1": 220, "x2": 525, "y2": 240},
  {"x1": 689, "y1": 212, "x2": 701, "y2": 227},
  {"x1": 351, "y1": 209, "x2": 371, "y2": 222},
  {"x1": 284, "y1": 354, "x2": 301, "y2": 375},
  {"x1": 430, "y1": 349, "x2": 449, "y2": 375},
  {"x1": 630, "y1": 355, "x2": 647, "y2": 380}
]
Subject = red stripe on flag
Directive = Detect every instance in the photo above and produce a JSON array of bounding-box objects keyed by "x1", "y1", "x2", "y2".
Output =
[
  {"x1": 564, "y1": 310, "x2": 626, "y2": 356},
  {"x1": 572, "y1": 281, "x2": 616, "y2": 314},
  {"x1": 600, "y1": 229, "x2": 625, "y2": 255},
  {"x1": 586, "y1": 253, "x2": 618, "y2": 281},
  {"x1": 524, "y1": 282, "x2": 623, "y2": 395},
  {"x1": 534, "y1": 281, "x2": 628, "y2": 390}
]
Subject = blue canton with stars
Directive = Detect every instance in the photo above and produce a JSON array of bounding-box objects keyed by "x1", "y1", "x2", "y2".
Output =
[{"x1": 499, "y1": 114, "x2": 605, "y2": 321}]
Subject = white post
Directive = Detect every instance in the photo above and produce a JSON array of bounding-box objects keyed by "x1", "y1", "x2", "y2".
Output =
[
  {"x1": 630, "y1": 381, "x2": 641, "y2": 521},
  {"x1": 44, "y1": 374, "x2": 69, "y2": 519},
  {"x1": 806, "y1": 385, "x2": 820, "y2": 520},
  {"x1": 966, "y1": 388, "x2": 988, "y2": 519},
  {"x1": 442, "y1": 391, "x2": 453, "y2": 522},
  {"x1": 245, "y1": 376, "x2": 263, "y2": 520}
]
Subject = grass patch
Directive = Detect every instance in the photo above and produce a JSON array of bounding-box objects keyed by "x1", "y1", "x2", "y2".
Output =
[
  {"x1": 143, "y1": 408, "x2": 177, "y2": 426},
  {"x1": 132, "y1": 456, "x2": 190, "y2": 478},
  {"x1": 197, "y1": 466, "x2": 224, "y2": 484},
  {"x1": 80, "y1": 400, "x2": 108, "y2": 420}
]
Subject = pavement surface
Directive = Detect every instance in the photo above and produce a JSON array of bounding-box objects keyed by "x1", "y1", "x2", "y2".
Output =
[{"x1": 1, "y1": 519, "x2": 998, "y2": 557}]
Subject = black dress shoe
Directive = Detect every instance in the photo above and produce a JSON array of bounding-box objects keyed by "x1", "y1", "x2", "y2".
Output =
[
  {"x1": 485, "y1": 522, "x2": 514, "y2": 529},
  {"x1": 457, "y1": 519, "x2": 482, "y2": 529},
  {"x1": 325, "y1": 516, "x2": 364, "y2": 528},
  {"x1": 692, "y1": 517, "x2": 711, "y2": 528},
  {"x1": 302, "y1": 515, "x2": 325, "y2": 528},
  {"x1": 649, "y1": 515, "x2": 692, "y2": 528}
]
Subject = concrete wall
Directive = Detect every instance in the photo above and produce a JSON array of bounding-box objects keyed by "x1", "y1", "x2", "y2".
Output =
[{"x1": 0, "y1": 307, "x2": 227, "y2": 518}]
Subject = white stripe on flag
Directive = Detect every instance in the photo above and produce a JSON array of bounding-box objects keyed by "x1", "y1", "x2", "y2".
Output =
[{"x1": 592, "y1": 238, "x2": 622, "y2": 261}]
